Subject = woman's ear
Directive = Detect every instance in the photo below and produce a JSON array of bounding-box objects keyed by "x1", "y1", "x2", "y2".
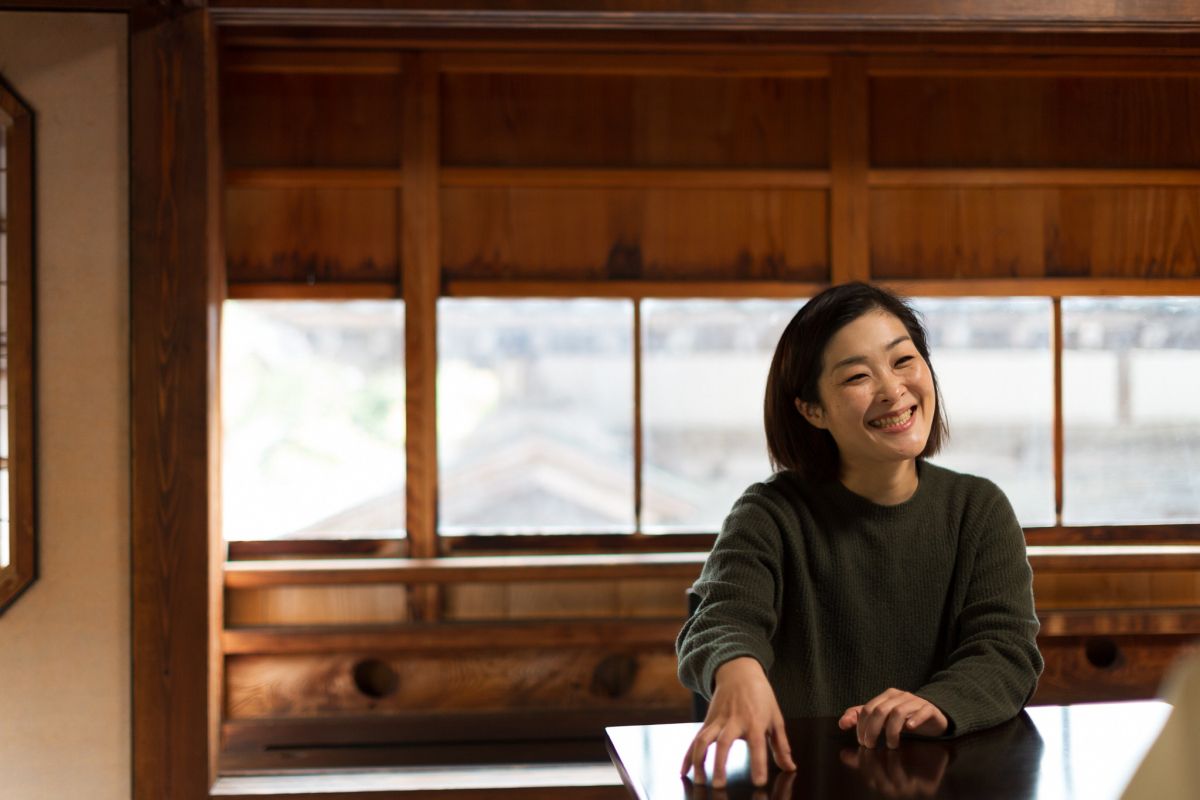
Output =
[{"x1": 795, "y1": 397, "x2": 828, "y2": 429}]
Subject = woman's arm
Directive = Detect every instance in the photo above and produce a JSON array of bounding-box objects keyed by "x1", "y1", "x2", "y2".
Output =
[
  {"x1": 911, "y1": 488, "x2": 1044, "y2": 736},
  {"x1": 676, "y1": 489, "x2": 795, "y2": 786}
]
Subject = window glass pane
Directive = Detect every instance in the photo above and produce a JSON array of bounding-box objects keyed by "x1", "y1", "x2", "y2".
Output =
[
  {"x1": 1063, "y1": 297, "x2": 1200, "y2": 524},
  {"x1": 438, "y1": 298, "x2": 633, "y2": 534},
  {"x1": 641, "y1": 299, "x2": 797, "y2": 532},
  {"x1": 221, "y1": 301, "x2": 405, "y2": 541},
  {"x1": 916, "y1": 298, "x2": 1055, "y2": 526}
]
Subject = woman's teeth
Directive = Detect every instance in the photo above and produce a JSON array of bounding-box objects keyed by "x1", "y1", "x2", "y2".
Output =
[{"x1": 869, "y1": 408, "x2": 913, "y2": 428}]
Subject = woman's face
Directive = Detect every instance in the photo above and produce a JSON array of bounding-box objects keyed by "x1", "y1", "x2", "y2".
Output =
[{"x1": 798, "y1": 309, "x2": 936, "y2": 474}]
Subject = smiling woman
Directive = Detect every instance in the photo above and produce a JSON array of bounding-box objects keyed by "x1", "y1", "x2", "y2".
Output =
[
  {"x1": 0, "y1": 74, "x2": 36, "y2": 616},
  {"x1": 677, "y1": 282, "x2": 1042, "y2": 789}
]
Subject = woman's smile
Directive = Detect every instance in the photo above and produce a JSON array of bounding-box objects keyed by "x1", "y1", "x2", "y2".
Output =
[{"x1": 797, "y1": 309, "x2": 937, "y2": 494}]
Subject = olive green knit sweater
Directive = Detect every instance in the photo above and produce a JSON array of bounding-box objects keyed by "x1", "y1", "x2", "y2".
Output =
[{"x1": 676, "y1": 461, "x2": 1043, "y2": 736}]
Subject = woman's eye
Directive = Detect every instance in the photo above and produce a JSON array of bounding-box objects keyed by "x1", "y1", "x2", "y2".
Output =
[
  {"x1": 896, "y1": 356, "x2": 914, "y2": 367},
  {"x1": 844, "y1": 373, "x2": 867, "y2": 384}
]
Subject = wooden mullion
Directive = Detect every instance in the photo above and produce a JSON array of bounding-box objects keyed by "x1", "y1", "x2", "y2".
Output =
[
  {"x1": 869, "y1": 168, "x2": 1200, "y2": 187},
  {"x1": 632, "y1": 299, "x2": 643, "y2": 537},
  {"x1": 829, "y1": 55, "x2": 870, "y2": 284},
  {"x1": 441, "y1": 167, "x2": 830, "y2": 189},
  {"x1": 401, "y1": 51, "x2": 442, "y2": 621},
  {"x1": 1025, "y1": 524, "x2": 1200, "y2": 546},
  {"x1": 1052, "y1": 297, "x2": 1065, "y2": 526}
]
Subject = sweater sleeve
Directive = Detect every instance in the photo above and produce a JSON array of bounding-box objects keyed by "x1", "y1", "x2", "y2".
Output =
[
  {"x1": 914, "y1": 485, "x2": 1044, "y2": 735},
  {"x1": 676, "y1": 488, "x2": 786, "y2": 700}
]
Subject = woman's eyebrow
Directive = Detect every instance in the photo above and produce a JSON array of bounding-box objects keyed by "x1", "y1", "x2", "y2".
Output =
[{"x1": 830, "y1": 336, "x2": 912, "y2": 371}]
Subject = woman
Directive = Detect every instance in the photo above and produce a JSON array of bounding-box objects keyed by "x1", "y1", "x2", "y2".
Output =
[{"x1": 676, "y1": 283, "x2": 1043, "y2": 788}]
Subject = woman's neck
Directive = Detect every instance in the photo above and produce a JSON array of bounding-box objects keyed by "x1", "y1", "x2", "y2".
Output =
[{"x1": 839, "y1": 459, "x2": 920, "y2": 506}]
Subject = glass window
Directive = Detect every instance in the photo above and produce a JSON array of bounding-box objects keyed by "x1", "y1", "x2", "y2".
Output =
[
  {"x1": 1063, "y1": 297, "x2": 1200, "y2": 524},
  {"x1": 221, "y1": 301, "x2": 405, "y2": 541},
  {"x1": 641, "y1": 299, "x2": 798, "y2": 532},
  {"x1": 916, "y1": 298, "x2": 1055, "y2": 526},
  {"x1": 438, "y1": 298, "x2": 634, "y2": 535}
]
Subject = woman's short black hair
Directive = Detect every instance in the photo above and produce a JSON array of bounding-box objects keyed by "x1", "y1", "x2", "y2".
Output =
[{"x1": 764, "y1": 282, "x2": 948, "y2": 481}]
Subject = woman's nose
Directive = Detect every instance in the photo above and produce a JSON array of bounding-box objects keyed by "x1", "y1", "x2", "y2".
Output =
[{"x1": 878, "y1": 375, "x2": 904, "y2": 401}]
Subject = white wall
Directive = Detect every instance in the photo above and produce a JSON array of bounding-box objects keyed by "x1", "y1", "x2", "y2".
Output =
[{"x1": 0, "y1": 12, "x2": 128, "y2": 799}]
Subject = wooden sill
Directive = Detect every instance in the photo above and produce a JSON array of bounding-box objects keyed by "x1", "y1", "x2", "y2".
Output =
[{"x1": 224, "y1": 545, "x2": 1200, "y2": 589}]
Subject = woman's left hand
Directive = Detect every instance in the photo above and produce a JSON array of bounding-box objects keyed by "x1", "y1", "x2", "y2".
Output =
[{"x1": 838, "y1": 688, "x2": 948, "y2": 748}]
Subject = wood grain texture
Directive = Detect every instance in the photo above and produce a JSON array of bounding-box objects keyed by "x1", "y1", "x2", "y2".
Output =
[
  {"x1": 0, "y1": 76, "x2": 36, "y2": 617},
  {"x1": 871, "y1": 75, "x2": 1200, "y2": 168},
  {"x1": 227, "y1": 585, "x2": 410, "y2": 626},
  {"x1": 441, "y1": 72, "x2": 828, "y2": 168},
  {"x1": 1033, "y1": 635, "x2": 1200, "y2": 704},
  {"x1": 441, "y1": 186, "x2": 828, "y2": 281},
  {"x1": 401, "y1": 52, "x2": 442, "y2": 622},
  {"x1": 870, "y1": 187, "x2": 1200, "y2": 279},
  {"x1": 131, "y1": 8, "x2": 219, "y2": 798},
  {"x1": 830, "y1": 56, "x2": 869, "y2": 283},
  {"x1": 223, "y1": 619, "x2": 683, "y2": 655},
  {"x1": 225, "y1": 649, "x2": 686, "y2": 718},
  {"x1": 224, "y1": 553, "x2": 707, "y2": 587},
  {"x1": 225, "y1": 186, "x2": 400, "y2": 283},
  {"x1": 220, "y1": 66, "x2": 403, "y2": 168}
]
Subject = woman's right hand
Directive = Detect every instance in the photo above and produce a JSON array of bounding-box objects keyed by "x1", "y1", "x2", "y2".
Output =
[{"x1": 680, "y1": 656, "x2": 797, "y2": 788}]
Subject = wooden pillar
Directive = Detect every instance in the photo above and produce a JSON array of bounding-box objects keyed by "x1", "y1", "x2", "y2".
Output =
[{"x1": 130, "y1": 7, "x2": 223, "y2": 797}]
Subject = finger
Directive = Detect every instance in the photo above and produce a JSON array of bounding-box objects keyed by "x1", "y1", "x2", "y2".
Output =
[
  {"x1": 863, "y1": 696, "x2": 908, "y2": 747},
  {"x1": 884, "y1": 706, "x2": 914, "y2": 749},
  {"x1": 769, "y1": 715, "x2": 797, "y2": 772},
  {"x1": 838, "y1": 706, "x2": 861, "y2": 730},
  {"x1": 749, "y1": 732, "x2": 769, "y2": 786},
  {"x1": 711, "y1": 735, "x2": 735, "y2": 788},
  {"x1": 904, "y1": 704, "x2": 937, "y2": 734},
  {"x1": 683, "y1": 726, "x2": 716, "y2": 779}
]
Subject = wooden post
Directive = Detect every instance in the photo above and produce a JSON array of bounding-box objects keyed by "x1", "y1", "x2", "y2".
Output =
[{"x1": 130, "y1": 7, "x2": 222, "y2": 797}]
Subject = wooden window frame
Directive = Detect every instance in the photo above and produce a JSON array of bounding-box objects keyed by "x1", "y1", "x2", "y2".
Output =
[{"x1": 0, "y1": 74, "x2": 37, "y2": 616}]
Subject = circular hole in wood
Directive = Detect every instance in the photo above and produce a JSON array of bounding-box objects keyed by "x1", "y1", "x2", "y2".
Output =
[
  {"x1": 352, "y1": 658, "x2": 399, "y2": 699},
  {"x1": 1084, "y1": 637, "x2": 1121, "y2": 670},
  {"x1": 591, "y1": 654, "x2": 639, "y2": 699}
]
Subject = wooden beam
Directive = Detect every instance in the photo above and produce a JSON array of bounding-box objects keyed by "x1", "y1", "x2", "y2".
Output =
[
  {"x1": 222, "y1": 619, "x2": 682, "y2": 654},
  {"x1": 224, "y1": 553, "x2": 708, "y2": 588},
  {"x1": 131, "y1": 8, "x2": 220, "y2": 798},
  {"x1": 443, "y1": 280, "x2": 826, "y2": 299},
  {"x1": 439, "y1": 50, "x2": 830, "y2": 76},
  {"x1": 870, "y1": 168, "x2": 1200, "y2": 187},
  {"x1": 441, "y1": 167, "x2": 830, "y2": 189},
  {"x1": 1038, "y1": 607, "x2": 1200, "y2": 637},
  {"x1": 226, "y1": 281, "x2": 399, "y2": 300},
  {"x1": 225, "y1": 168, "x2": 405, "y2": 188},
  {"x1": 220, "y1": 48, "x2": 404, "y2": 75},
  {"x1": 830, "y1": 55, "x2": 870, "y2": 284}
]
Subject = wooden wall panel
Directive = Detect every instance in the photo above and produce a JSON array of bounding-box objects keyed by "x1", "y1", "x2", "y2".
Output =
[
  {"x1": 1050, "y1": 187, "x2": 1200, "y2": 278},
  {"x1": 871, "y1": 76, "x2": 1200, "y2": 168},
  {"x1": 1034, "y1": 635, "x2": 1199, "y2": 705},
  {"x1": 228, "y1": 586, "x2": 410, "y2": 626},
  {"x1": 870, "y1": 187, "x2": 1200, "y2": 279},
  {"x1": 1035, "y1": 571, "x2": 1200, "y2": 609},
  {"x1": 225, "y1": 187, "x2": 400, "y2": 283},
  {"x1": 441, "y1": 74, "x2": 828, "y2": 168},
  {"x1": 226, "y1": 649, "x2": 686, "y2": 718},
  {"x1": 441, "y1": 187, "x2": 827, "y2": 281},
  {"x1": 870, "y1": 188, "x2": 1048, "y2": 279},
  {"x1": 443, "y1": 579, "x2": 688, "y2": 621},
  {"x1": 221, "y1": 70, "x2": 403, "y2": 168}
]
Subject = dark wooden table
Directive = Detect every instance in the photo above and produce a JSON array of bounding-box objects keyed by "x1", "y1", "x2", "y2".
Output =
[{"x1": 606, "y1": 701, "x2": 1172, "y2": 799}]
